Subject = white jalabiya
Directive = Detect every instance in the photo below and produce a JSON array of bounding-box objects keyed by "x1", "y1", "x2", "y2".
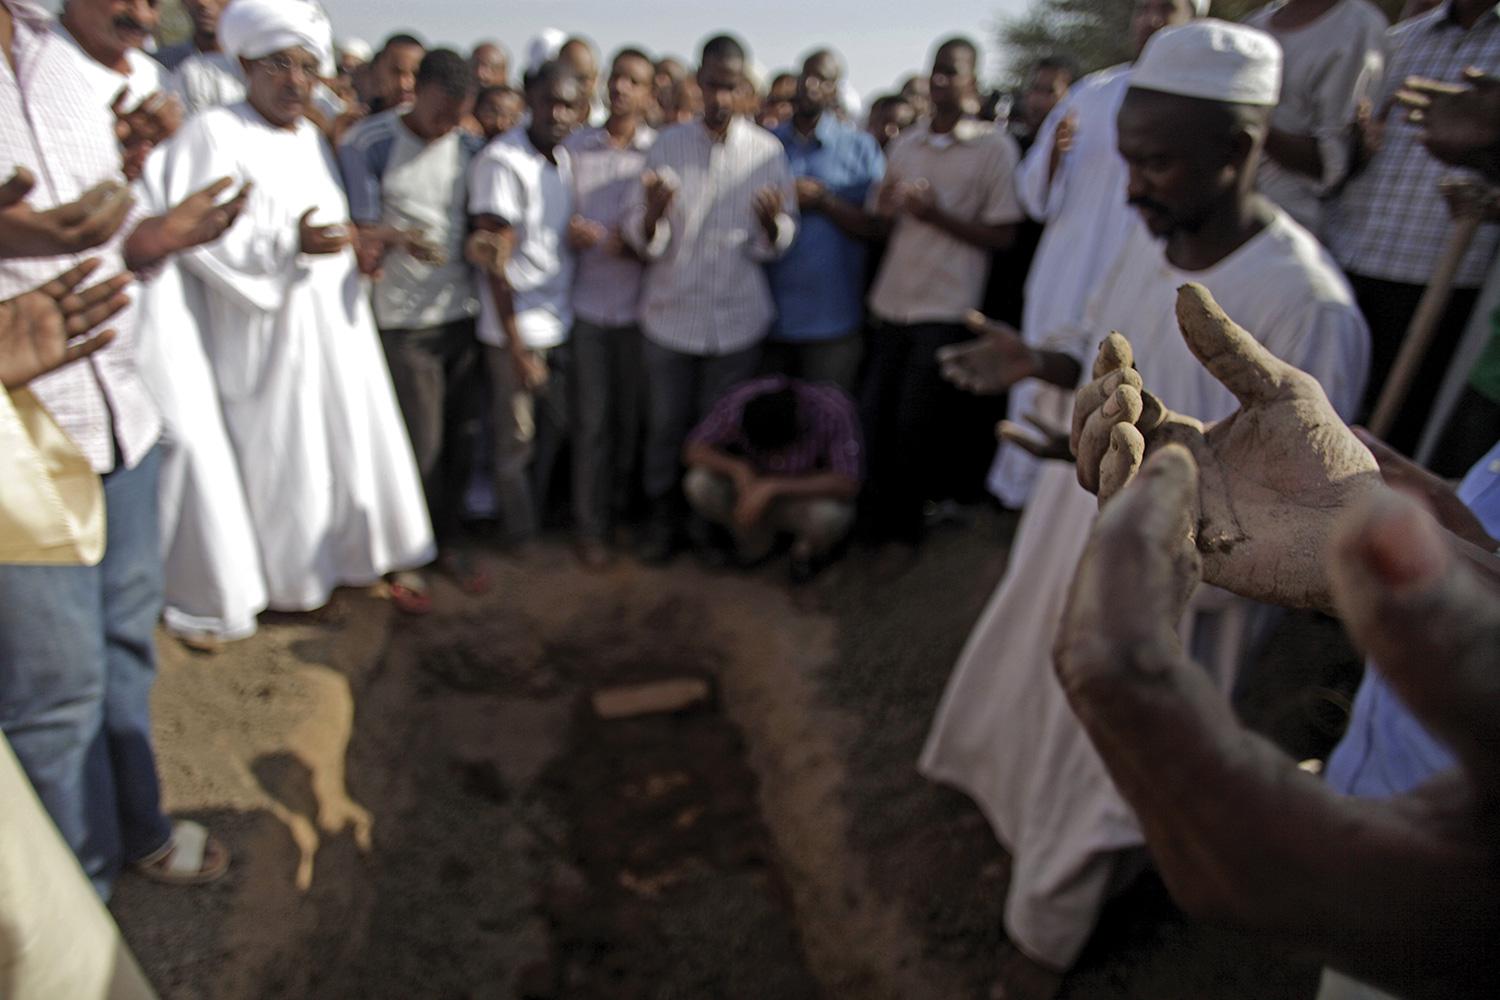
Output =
[
  {"x1": 920, "y1": 209, "x2": 1370, "y2": 969},
  {"x1": 170, "y1": 50, "x2": 247, "y2": 116},
  {"x1": 159, "y1": 102, "x2": 434, "y2": 611},
  {"x1": 988, "y1": 65, "x2": 1146, "y2": 508},
  {"x1": 137, "y1": 148, "x2": 267, "y2": 640}
]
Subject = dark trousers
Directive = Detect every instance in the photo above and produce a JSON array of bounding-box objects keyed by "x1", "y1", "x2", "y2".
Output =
[
  {"x1": 380, "y1": 319, "x2": 479, "y2": 546},
  {"x1": 641, "y1": 338, "x2": 761, "y2": 503},
  {"x1": 570, "y1": 319, "x2": 645, "y2": 540},
  {"x1": 859, "y1": 321, "x2": 970, "y2": 544},
  {"x1": 1348, "y1": 273, "x2": 1480, "y2": 455},
  {"x1": 760, "y1": 330, "x2": 864, "y2": 393}
]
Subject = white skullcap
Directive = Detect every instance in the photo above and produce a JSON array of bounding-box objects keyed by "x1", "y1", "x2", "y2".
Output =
[
  {"x1": 338, "y1": 37, "x2": 372, "y2": 64},
  {"x1": 526, "y1": 28, "x2": 566, "y2": 75},
  {"x1": 219, "y1": 0, "x2": 334, "y2": 75},
  {"x1": 1129, "y1": 19, "x2": 1281, "y2": 106}
]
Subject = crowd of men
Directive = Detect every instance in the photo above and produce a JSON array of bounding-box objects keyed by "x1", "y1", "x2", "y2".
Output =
[{"x1": 1, "y1": 0, "x2": 1497, "y2": 997}]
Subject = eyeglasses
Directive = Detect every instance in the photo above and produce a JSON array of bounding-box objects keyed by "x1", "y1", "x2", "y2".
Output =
[{"x1": 254, "y1": 53, "x2": 321, "y2": 79}]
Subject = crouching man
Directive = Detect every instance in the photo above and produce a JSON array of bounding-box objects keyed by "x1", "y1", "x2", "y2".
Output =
[{"x1": 682, "y1": 375, "x2": 861, "y2": 582}]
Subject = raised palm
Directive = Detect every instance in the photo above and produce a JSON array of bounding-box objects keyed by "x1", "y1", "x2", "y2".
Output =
[{"x1": 1072, "y1": 283, "x2": 1382, "y2": 614}]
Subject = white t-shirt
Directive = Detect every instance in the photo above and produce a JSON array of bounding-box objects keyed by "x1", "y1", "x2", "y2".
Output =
[{"x1": 467, "y1": 127, "x2": 575, "y2": 349}]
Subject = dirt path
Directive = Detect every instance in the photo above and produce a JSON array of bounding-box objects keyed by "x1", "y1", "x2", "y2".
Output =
[{"x1": 112, "y1": 515, "x2": 1352, "y2": 999}]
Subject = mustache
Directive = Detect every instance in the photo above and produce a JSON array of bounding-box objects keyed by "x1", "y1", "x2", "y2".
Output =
[
  {"x1": 113, "y1": 15, "x2": 148, "y2": 34},
  {"x1": 1128, "y1": 196, "x2": 1170, "y2": 216}
]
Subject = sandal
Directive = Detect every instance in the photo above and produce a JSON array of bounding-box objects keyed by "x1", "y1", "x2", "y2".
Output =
[
  {"x1": 134, "y1": 819, "x2": 230, "y2": 885},
  {"x1": 388, "y1": 571, "x2": 433, "y2": 615}
]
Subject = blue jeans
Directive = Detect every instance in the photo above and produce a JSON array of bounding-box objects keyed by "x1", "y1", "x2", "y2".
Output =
[{"x1": 0, "y1": 444, "x2": 172, "y2": 897}]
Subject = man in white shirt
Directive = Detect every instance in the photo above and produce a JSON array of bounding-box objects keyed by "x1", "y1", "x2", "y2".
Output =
[
  {"x1": 861, "y1": 36, "x2": 1023, "y2": 555},
  {"x1": 919, "y1": 23, "x2": 1370, "y2": 995},
  {"x1": 468, "y1": 58, "x2": 580, "y2": 547},
  {"x1": 624, "y1": 34, "x2": 798, "y2": 562},
  {"x1": 341, "y1": 48, "x2": 486, "y2": 606},
  {"x1": 165, "y1": 0, "x2": 247, "y2": 116}
]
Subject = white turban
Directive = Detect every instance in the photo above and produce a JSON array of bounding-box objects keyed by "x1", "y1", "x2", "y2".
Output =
[
  {"x1": 1130, "y1": 20, "x2": 1281, "y2": 107},
  {"x1": 219, "y1": 0, "x2": 335, "y2": 77},
  {"x1": 338, "y1": 36, "x2": 372, "y2": 65},
  {"x1": 525, "y1": 28, "x2": 567, "y2": 75}
]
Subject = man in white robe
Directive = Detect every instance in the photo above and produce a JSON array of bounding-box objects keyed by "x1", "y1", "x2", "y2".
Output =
[
  {"x1": 987, "y1": 0, "x2": 1205, "y2": 510},
  {"x1": 56, "y1": 0, "x2": 266, "y2": 645},
  {"x1": 157, "y1": 0, "x2": 434, "y2": 613},
  {"x1": 919, "y1": 22, "x2": 1371, "y2": 994}
]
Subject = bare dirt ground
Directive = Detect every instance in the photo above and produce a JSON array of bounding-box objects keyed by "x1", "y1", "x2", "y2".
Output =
[{"x1": 111, "y1": 506, "x2": 1361, "y2": 999}]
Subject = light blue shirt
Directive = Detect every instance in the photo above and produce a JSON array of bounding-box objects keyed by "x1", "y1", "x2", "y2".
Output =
[
  {"x1": 766, "y1": 116, "x2": 884, "y2": 343},
  {"x1": 1325, "y1": 439, "x2": 1500, "y2": 797}
]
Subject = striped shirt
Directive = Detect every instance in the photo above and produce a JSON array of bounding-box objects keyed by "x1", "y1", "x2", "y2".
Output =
[
  {"x1": 687, "y1": 375, "x2": 864, "y2": 480},
  {"x1": 563, "y1": 122, "x2": 656, "y2": 328},
  {"x1": 1326, "y1": 2, "x2": 1500, "y2": 287},
  {"x1": 625, "y1": 116, "x2": 798, "y2": 356},
  {"x1": 0, "y1": 0, "x2": 161, "y2": 473}
]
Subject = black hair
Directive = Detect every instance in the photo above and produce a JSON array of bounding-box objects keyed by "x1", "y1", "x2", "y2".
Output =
[
  {"x1": 770, "y1": 71, "x2": 797, "y2": 88},
  {"x1": 1033, "y1": 53, "x2": 1081, "y2": 86},
  {"x1": 417, "y1": 48, "x2": 471, "y2": 100},
  {"x1": 612, "y1": 46, "x2": 653, "y2": 68},
  {"x1": 476, "y1": 83, "x2": 520, "y2": 104},
  {"x1": 523, "y1": 58, "x2": 582, "y2": 94},
  {"x1": 742, "y1": 387, "x2": 800, "y2": 452},
  {"x1": 700, "y1": 34, "x2": 748, "y2": 67},
  {"x1": 381, "y1": 32, "x2": 424, "y2": 54},
  {"x1": 933, "y1": 35, "x2": 979, "y2": 66},
  {"x1": 871, "y1": 93, "x2": 912, "y2": 113}
]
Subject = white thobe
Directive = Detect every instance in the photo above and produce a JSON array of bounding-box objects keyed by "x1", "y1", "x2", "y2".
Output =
[
  {"x1": 169, "y1": 50, "x2": 246, "y2": 116},
  {"x1": 136, "y1": 148, "x2": 267, "y2": 640},
  {"x1": 988, "y1": 65, "x2": 1147, "y2": 508},
  {"x1": 158, "y1": 103, "x2": 435, "y2": 611},
  {"x1": 920, "y1": 209, "x2": 1370, "y2": 969}
]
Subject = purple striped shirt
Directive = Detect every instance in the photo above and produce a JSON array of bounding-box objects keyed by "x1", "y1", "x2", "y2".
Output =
[{"x1": 688, "y1": 375, "x2": 863, "y2": 481}]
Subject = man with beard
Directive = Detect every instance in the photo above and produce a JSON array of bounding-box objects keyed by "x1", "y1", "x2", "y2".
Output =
[
  {"x1": 624, "y1": 34, "x2": 797, "y2": 562},
  {"x1": 765, "y1": 47, "x2": 884, "y2": 392},
  {"x1": 0, "y1": 0, "x2": 253, "y2": 892},
  {"x1": 918, "y1": 22, "x2": 1370, "y2": 997},
  {"x1": 156, "y1": 0, "x2": 435, "y2": 617},
  {"x1": 985, "y1": 0, "x2": 1205, "y2": 512}
]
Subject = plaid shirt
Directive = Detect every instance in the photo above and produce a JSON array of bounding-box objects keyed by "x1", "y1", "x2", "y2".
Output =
[
  {"x1": 0, "y1": 0, "x2": 160, "y2": 473},
  {"x1": 687, "y1": 375, "x2": 864, "y2": 481},
  {"x1": 1326, "y1": 2, "x2": 1500, "y2": 287}
]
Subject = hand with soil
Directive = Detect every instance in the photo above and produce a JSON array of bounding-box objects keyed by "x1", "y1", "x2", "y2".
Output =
[
  {"x1": 1056, "y1": 449, "x2": 1500, "y2": 999},
  {"x1": 1071, "y1": 282, "x2": 1383, "y2": 614}
]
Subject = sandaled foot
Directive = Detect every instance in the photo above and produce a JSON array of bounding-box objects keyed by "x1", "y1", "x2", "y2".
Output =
[
  {"x1": 134, "y1": 820, "x2": 230, "y2": 885},
  {"x1": 388, "y1": 571, "x2": 433, "y2": 615}
]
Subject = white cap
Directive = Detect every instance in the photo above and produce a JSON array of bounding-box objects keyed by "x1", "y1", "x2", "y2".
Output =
[
  {"x1": 525, "y1": 28, "x2": 566, "y2": 75},
  {"x1": 220, "y1": 0, "x2": 334, "y2": 75},
  {"x1": 338, "y1": 36, "x2": 372, "y2": 64},
  {"x1": 1129, "y1": 20, "x2": 1281, "y2": 107}
]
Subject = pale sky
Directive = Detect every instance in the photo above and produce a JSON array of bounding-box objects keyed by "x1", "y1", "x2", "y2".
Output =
[{"x1": 319, "y1": 0, "x2": 1034, "y2": 106}]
